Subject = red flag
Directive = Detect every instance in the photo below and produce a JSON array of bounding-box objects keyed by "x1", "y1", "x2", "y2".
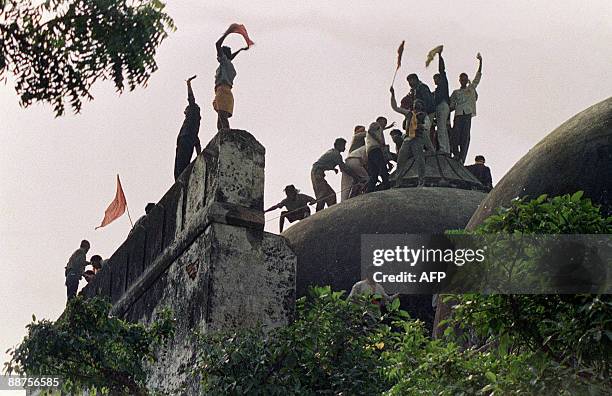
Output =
[
  {"x1": 226, "y1": 23, "x2": 255, "y2": 47},
  {"x1": 96, "y1": 175, "x2": 127, "y2": 229},
  {"x1": 396, "y1": 40, "x2": 405, "y2": 70}
]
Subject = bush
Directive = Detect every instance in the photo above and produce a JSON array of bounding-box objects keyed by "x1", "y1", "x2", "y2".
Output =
[
  {"x1": 5, "y1": 297, "x2": 174, "y2": 395},
  {"x1": 447, "y1": 193, "x2": 611, "y2": 379}
]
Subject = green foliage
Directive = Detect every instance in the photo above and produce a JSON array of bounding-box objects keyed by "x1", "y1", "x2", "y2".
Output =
[
  {"x1": 196, "y1": 286, "x2": 398, "y2": 395},
  {"x1": 473, "y1": 192, "x2": 612, "y2": 235},
  {"x1": 447, "y1": 193, "x2": 612, "y2": 380},
  {"x1": 385, "y1": 320, "x2": 609, "y2": 395},
  {"x1": 196, "y1": 286, "x2": 609, "y2": 395},
  {"x1": 0, "y1": 0, "x2": 175, "y2": 115},
  {"x1": 5, "y1": 297, "x2": 174, "y2": 395}
]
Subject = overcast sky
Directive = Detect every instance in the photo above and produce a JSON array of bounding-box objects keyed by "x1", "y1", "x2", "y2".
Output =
[{"x1": 1, "y1": 0, "x2": 611, "y2": 365}]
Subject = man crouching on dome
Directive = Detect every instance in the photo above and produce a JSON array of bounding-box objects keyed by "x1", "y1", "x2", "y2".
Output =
[{"x1": 265, "y1": 185, "x2": 316, "y2": 232}]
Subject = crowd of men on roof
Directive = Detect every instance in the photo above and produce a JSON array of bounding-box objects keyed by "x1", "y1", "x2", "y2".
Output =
[{"x1": 63, "y1": 26, "x2": 493, "y2": 301}]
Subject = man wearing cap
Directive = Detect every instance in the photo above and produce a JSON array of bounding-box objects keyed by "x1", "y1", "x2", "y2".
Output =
[
  {"x1": 265, "y1": 185, "x2": 316, "y2": 232},
  {"x1": 64, "y1": 240, "x2": 90, "y2": 302},
  {"x1": 311, "y1": 138, "x2": 363, "y2": 212},
  {"x1": 465, "y1": 155, "x2": 493, "y2": 191}
]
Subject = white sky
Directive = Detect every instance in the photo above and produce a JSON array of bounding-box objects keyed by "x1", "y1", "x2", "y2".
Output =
[{"x1": 1, "y1": 0, "x2": 611, "y2": 365}]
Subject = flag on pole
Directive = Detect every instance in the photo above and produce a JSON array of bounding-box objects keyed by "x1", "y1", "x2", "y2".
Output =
[
  {"x1": 225, "y1": 23, "x2": 255, "y2": 47},
  {"x1": 391, "y1": 40, "x2": 405, "y2": 86},
  {"x1": 96, "y1": 175, "x2": 127, "y2": 229},
  {"x1": 396, "y1": 40, "x2": 405, "y2": 70},
  {"x1": 426, "y1": 45, "x2": 443, "y2": 67}
]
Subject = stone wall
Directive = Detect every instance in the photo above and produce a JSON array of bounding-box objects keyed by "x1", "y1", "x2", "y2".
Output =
[{"x1": 80, "y1": 130, "x2": 296, "y2": 393}]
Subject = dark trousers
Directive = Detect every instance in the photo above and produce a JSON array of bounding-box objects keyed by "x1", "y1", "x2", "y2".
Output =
[
  {"x1": 367, "y1": 148, "x2": 389, "y2": 192},
  {"x1": 174, "y1": 137, "x2": 195, "y2": 181},
  {"x1": 452, "y1": 114, "x2": 472, "y2": 164},
  {"x1": 66, "y1": 274, "x2": 80, "y2": 301}
]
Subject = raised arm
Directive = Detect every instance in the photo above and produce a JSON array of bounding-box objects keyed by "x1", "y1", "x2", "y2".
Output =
[
  {"x1": 231, "y1": 46, "x2": 249, "y2": 60},
  {"x1": 186, "y1": 75, "x2": 196, "y2": 105},
  {"x1": 216, "y1": 33, "x2": 229, "y2": 56},
  {"x1": 383, "y1": 122, "x2": 396, "y2": 131},
  {"x1": 472, "y1": 53, "x2": 483, "y2": 88},
  {"x1": 438, "y1": 52, "x2": 446, "y2": 74},
  {"x1": 390, "y1": 87, "x2": 411, "y2": 116}
]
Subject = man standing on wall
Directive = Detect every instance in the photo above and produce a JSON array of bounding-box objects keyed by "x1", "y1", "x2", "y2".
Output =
[
  {"x1": 213, "y1": 25, "x2": 252, "y2": 131},
  {"x1": 450, "y1": 53, "x2": 483, "y2": 164},
  {"x1": 64, "y1": 240, "x2": 90, "y2": 302},
  {"x1": 174, "y1": 76, "x2": 202, "y2": 180}
]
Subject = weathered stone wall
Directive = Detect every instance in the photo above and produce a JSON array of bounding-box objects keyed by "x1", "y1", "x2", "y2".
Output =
[{"x1": 80, "y1": 130, "x2": 296, "y2": 394}]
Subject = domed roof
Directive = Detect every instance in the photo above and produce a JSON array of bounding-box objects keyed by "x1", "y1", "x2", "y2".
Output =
[
  {"x1": 282, "y1": 187, "x2": 487, "y2": 298},
  {"x1": 467, "y1": 96, "x2": 612, "y2": 229},
  {"x1": 394, "y1": 152, "x2": 488, "y2": 191}
]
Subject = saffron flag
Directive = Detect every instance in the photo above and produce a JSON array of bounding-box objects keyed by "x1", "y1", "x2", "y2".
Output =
[
  {"x1": 396, "y1": 40, "x2": 405, "y2": 70},
  {"x1": 96, "y1": 175, "x2": 127, "y2": 229},
  {"x1": 226, "y1": 23, "x2": 255, "y2": 47}
]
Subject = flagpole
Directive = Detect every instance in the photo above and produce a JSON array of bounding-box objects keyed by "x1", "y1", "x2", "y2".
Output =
[
  {"x1": 125, "y1": 203, "x2": 134, "y2": 228},
  {"x1": 391, "y1": 68, "x2": 399, "y2": 87}
]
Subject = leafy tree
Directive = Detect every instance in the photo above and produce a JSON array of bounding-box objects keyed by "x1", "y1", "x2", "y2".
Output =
[
  {"x1": 195, "y1": 286, "x2": 609, "y2": 395},
  {"x1": 447, "y1": 193, "x2": 612, "y2": 375},
  {"x1": 5, "y1": 297, "x2": 174, "y2": 395},
  {"x1": 196, "y1": 286, "x2": 398, "y2": 395},
  {"x1": 0, "y1": 0, "x2": 175, "y2": 116}
]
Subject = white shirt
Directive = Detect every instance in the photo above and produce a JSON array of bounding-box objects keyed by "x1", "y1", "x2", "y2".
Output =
[
  {"x1": 365, "y1": 122, "x2": 386, "y2": 153},
  {"x1": 346, "y1": 145, "x2": 368, "y2": 166},
  {"x1": 450, "y1": 71, "x2": 482, "y2": 117},
  {"x1": 348, "y1": 280, "x2": 391, "y2": 300}
]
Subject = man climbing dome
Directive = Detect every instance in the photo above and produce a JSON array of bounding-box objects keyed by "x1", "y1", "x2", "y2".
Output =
[
  {"x1": 311, "y1": 138, "x2": 364, "y2": 212},
  {"x1": 265, "y1": 185, "x2": 316, "y2": 232}
]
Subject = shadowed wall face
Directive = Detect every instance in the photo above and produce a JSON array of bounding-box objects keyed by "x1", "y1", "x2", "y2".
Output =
[{"x1": 82, "y1": 130, "x2": 296, "y2": 394}]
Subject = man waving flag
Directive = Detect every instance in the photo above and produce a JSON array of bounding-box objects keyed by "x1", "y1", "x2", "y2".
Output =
[
  {"x1": 96, "y1": 175, "x2": 133, "y2": 229},
  {"x1": 391, "y1": 40, "x2": 405, "y2": 85}
]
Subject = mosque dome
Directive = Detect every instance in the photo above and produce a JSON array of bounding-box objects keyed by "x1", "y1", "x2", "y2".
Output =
[
  {"x1": 467, "y1": 96, "x2": 612, "y2": 229},
  {"x1": 282, "y1": 165, "x2": 488, "y2": 323}
]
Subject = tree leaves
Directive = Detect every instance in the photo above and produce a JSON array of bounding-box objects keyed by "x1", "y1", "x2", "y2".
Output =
[
  {"x1": 0, "y1": 0, "x2": 175, "y2": 116},
  {"x1": 5, "y1": 297, "x2": 174, "y2": 395}
]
